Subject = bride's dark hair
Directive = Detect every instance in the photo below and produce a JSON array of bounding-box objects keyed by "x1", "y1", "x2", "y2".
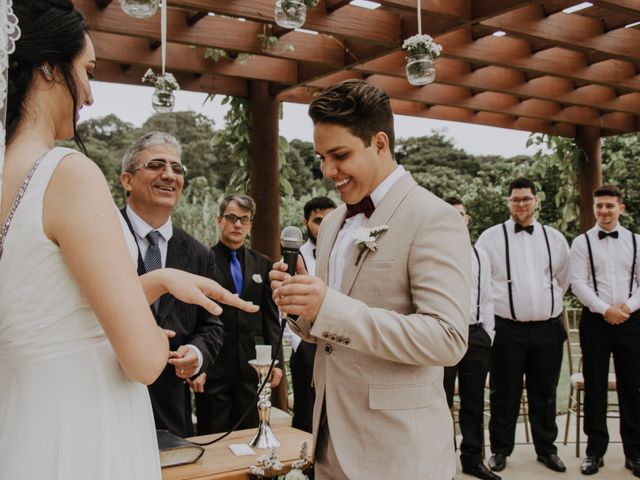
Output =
[{"x1": 8, "y1": 0, "x2": 89, "y2": 152}]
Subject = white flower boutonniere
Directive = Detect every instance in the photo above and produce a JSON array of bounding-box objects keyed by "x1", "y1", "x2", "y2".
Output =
[
  {"x1": 352, "y1": 225, "x2": 389, "y2": 265},
  {"x1": 252, "y1": 273, "x2": 263, "y2": 284}
]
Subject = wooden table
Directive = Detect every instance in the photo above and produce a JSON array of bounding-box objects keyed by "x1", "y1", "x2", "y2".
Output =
[{"x1": 162, "y1": 425, "x2": 312, "y2": 480}]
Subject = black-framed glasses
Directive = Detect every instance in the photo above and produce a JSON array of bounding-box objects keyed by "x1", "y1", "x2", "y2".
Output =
[
  {"x1": 508, "y1": 196, "x2": 535, "y2": 205},
  {"x1": 131, "y1": 159, "x2": 188, "y2": 176},
  {"x1": 223, "y1": 213, "x2": 252, "y2": 225}
]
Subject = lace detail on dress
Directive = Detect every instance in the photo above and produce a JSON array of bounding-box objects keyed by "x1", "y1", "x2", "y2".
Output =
[
  {"x1": 0, "y1": 151, "x2": 46, "y2": 261},
  {"x1": 0, "y1": 1, "x2": 22, "y2": 208}
]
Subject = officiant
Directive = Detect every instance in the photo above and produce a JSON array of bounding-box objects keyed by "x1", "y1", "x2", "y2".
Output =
[{"x1": 120, "y1": 132, "x2": 224, "y2": 437}]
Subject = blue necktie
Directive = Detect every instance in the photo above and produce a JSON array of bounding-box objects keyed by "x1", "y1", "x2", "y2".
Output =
[
  {"x1": 230, "y1": 250, "x2": 244, "y2": 297},
  {"x1": 144, "y1": 230, "x2": 162, "y2": 313}
]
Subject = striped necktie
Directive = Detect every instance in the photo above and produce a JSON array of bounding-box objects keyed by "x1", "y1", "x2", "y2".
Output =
[{"x1": 144, "y1": 230, "x2": 162, "y2": 313}]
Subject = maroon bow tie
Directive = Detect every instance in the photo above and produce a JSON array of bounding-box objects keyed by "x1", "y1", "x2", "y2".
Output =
[{"x1": 345, "y1": 195, "x2": 375, "y2": 219}]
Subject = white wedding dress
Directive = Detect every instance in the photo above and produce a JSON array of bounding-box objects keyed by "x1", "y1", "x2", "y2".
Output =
[{"x1": 0, "y1": 148, "x2": 161, "y2": 479}]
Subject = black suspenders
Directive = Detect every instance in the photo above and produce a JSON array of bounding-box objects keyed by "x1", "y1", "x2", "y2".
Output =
[
  {"x1": 502, "y1": 222, "x2": 554, "y2": 320},
  {"x1": 473, "y1": 246, "x2": 481, "y2": 323},
  {"x1": 585, "y1": 230, "x2": 638, "y2": 298}
]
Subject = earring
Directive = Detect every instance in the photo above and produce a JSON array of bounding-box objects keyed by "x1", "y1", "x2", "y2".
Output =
[{"x1": 39, "y1": 64, "x2": 53, "y2": 81}]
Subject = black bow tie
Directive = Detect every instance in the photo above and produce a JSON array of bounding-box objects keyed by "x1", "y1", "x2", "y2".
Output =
[
  {"x1": 598, "y1": 230, "x2": 619, "y2": 240},
  {"x1": 515, "y1": 223, "x2": 534, "y2": 234},
  {"x1": 345, "y1": 195, "x2": 375, "y2": 219}
]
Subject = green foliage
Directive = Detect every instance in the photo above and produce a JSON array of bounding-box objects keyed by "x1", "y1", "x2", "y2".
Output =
[{"x1": 172, "y1": 176, "x2": 222, "y2": 247}]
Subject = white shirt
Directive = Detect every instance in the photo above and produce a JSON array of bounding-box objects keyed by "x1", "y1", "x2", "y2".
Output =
[
  {"x1": 328, "y1": 165, "x2": 406, "y2": 290},
  {"x1": 126, "y1": 205, "x2": 173, "y2": 267},
  {"x1": 570, "y1": 223, "x2": 640, "y2": 315},
  {"x1": 125, "y1": 205, "x2": 203, "y2": 372},
  {"x1": 476, "y1": 218, "x2": 570, "y2": 321},
  {"x1": 472, "y1": 246, "x2": 495, "y2": 342}
]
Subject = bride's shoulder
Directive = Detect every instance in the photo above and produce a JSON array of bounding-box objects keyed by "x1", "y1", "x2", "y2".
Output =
[{"x1": 52, "y1": 148, "x2": 108, "y2": 184}]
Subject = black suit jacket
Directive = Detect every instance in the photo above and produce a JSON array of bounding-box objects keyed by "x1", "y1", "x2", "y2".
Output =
[
  {"x1": 205, "y1": 242, "x2": 280, "y2": 384},
  {"x1": 121, "y1": 208, "x2": 224, "y2": 436}
]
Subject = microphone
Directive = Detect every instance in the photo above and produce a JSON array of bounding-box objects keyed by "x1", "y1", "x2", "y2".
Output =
[{"x1": 280, "y1": 226, "x2": 304, "y2": 276}]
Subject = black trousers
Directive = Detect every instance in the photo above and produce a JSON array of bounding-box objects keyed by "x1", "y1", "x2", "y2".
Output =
[
  {"x1": 444, "y1": 325, "x2": 492, "y2": 467},
  {"x1": 194, "y1": 376, "x2": 259, "y2": 435},
  {"x1": 489, "y1": 315, "x2": 566, "y2": 457},
  {"x1": 290, "y1": 341, "x2": 316, "y2": 433},
  {"x1": 580, "y1": 308, "x2": 640, "y2": 459}
]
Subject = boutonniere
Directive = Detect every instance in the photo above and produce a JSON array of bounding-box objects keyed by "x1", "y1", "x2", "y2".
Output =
[
  {"x1": 352, "y1": 225, "x2": 389, "y2": 265},
  {"x1": 252, "y1": 273, "x2": 263, "y2": 284}
]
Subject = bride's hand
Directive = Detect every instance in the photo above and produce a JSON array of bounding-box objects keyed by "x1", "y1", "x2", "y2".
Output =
[{"x1": 150, "y1": 268, "x2": 259, "y2": 316}]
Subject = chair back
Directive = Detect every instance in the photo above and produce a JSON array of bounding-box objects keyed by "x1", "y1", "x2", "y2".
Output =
[{"x1": 562, "y1": 307, "x2": 582, "y2": 375}]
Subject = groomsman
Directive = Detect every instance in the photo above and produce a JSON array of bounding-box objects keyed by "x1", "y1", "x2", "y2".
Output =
[
  {"x1": 443, "y1": 197, "x2": 498, "y2": 480},
  {"x1": 270, "y1": 80, "x2": 470, "y2": 480},
  {"x1": 476, "y1": 177, "x2": 570, "y2": 473},
  {"x1": 569, "y1": 184, "x2": 640, "y2": 477},
  {"x1": 289, "y1": 196, "x2": 336, "y2": 433}
]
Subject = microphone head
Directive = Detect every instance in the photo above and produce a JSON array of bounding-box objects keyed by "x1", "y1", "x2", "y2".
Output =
[{"x1": 280, "y1": 226, "x2": 304, "y2": 250}]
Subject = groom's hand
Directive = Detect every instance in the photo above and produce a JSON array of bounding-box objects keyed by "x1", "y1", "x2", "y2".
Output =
[
  {"x1": 168, "y1": 345, "x2": 199, "y2": 379},
  {"x1": 273, "y1": 274, "x2": 326, "y2": 323}
]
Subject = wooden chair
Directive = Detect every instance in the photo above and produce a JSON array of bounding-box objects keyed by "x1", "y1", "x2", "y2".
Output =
[{"x1": 562, "y1": 307, "x2": 618, "y2": 457}]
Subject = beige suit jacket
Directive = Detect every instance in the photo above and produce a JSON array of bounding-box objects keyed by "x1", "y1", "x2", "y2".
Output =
[{"x1": 288, "y1": 173, "x2": 471, "y2": 479}]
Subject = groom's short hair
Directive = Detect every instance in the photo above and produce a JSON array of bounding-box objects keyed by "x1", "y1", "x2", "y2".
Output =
[{"x1": 308, "y1": 80, "x2": 395, "y2": 154}]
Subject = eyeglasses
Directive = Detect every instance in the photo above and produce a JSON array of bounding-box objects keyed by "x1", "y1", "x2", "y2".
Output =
[
  {"x1": 131, "y1": 159, "x2": 188, "y2": 176},
  {"x1": 222, "y1": 213, "x2": 252, "y2": 225},
  {"x1": 508, "y1": 197, "x2": 535, "y2": 205}
]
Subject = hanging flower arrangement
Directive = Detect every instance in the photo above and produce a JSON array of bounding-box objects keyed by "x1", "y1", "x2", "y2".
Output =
[
  {"x1": 274, "y1": 0, "x2": 318, "y2": 29},
  {"x1": 142, "y1": 68, "x2": 179, "y2": 112},
  {"x1": 120, "y1": 0, "x2": 159, "y2": 18},
  {"x1": 402, "y1": 33, "x2": 442, "y2": 86}
]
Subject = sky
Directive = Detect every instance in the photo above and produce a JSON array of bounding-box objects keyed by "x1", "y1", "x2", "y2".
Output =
[{"x1": 85, "y1": 81, "x2": 536, "y2": 159}]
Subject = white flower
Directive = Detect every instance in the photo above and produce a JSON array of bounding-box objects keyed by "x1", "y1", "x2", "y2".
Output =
[
  {"x1": 284, "y1": 468, "x2": 308, "y2": 480},
  {"x1": 352, "y1": 225, "x2": 389, "y2": 265},
  {"x1": 252, "y1": 273, "x2": 263, "y2": 283},
  {"x1": 402, "y1": 33, "x2": 443, "y2": 58}
]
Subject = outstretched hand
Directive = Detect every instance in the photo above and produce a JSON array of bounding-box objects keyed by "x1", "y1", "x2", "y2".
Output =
[{"x1": 150, "y1": 268, "x2": 260, "y2": 316}]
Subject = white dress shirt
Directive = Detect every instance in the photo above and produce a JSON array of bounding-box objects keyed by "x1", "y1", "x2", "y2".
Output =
[
  {"x1": 472, "y1": 246, "x2": 495, "y2": 342},
  {"x1": 570, "y1": 223, "x2": 640, "y2": 315},
  {"x1": 328, "y1": 165, "x2": 406, "y2": 290},
  {"x1": 476, "y1": 218, "x2": 570, "y2": 321},
  {"x1": 125, "y1": 205, "x2": 203, "y2": 372}
]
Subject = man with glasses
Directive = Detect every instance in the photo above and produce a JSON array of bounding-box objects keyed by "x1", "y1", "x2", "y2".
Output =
[
  {"x1": 119, "y1": 131, "x2": 224, "y2": 437},
  {"x1": 476, "y1": 177, "x2": 570, "y2": 474},
  {"x1": 443, "y1": 197, "x2": 498, "y2": 480},
  {"x1": 194, "y1": 193, "x2": 282, "y2": 434}
]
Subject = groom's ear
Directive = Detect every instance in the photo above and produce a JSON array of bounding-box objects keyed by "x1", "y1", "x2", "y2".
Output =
[{"x1": 373, "y1": 131, "x2": 389, "y2": 154}]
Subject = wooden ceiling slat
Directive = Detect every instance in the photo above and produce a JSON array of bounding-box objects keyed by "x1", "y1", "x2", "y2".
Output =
[
  {"x1": 95, "y1": 61, "x2": 249, "y2": 97},
  {"x1": 440, "y1": 30, "x2": 640, "y2": 91},
  {"x1": 592, "y1": 0, "x2": 640, "y2": 16},
  {"x1": 91, "y1": 31, "x2": 298, "y2": 84},
  {"x1": 480, "y1": 3, "x2": 640, "y2": 63}
]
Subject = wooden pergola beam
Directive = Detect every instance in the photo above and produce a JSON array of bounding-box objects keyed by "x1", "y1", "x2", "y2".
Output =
[
  {"x1": 592, "y1": 0, "x2": 640, "y2": 16},
  {"x1": 481, "y1": 3, "x2": 640, "y2": 63},
  {"x1": 440, "y1": 29, "x2": 640, "y2": 92},
  {"x1": 91, "y1": 31, "x2": 299, "y2": 85},
  {"x1": 94, "y1": 0, "x2": 113, "y2": 8}
]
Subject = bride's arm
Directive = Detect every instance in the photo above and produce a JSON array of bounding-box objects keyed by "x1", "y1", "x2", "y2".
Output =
[{"x1": 44, "y1": 153, "x2": 169, "y2": 385}]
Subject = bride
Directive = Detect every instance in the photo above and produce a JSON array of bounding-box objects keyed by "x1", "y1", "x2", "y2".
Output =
[{"x1": 0, "y1": 2, "x2": 257, "y2": 478}]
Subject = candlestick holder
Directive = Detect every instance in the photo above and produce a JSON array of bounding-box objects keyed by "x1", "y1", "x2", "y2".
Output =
[{"x1": 248, "y1": 359, "x2": 280, "y2": 449}]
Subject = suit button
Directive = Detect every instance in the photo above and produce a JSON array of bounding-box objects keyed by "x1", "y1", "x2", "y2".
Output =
[
  {"x1": 330, "y1": 335, "x2": 336, "y2": 341},
  {"x1": 344, "y1": 338, "x2": 351, "y2": 345},
  {"x1": 322, "y1": 331, "x2": 329, "y2": 339},
  {"x1": 325, "y1": 344, "x2": 333, "y2": 354},
  {"x1": 336, "y1": 336, "x2": 343, "y2": 343}
]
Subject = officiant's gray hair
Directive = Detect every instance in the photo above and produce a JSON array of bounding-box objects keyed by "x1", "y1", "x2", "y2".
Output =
[{"x1": 121, "y1": 131, "x2": 183, "y2": 172}]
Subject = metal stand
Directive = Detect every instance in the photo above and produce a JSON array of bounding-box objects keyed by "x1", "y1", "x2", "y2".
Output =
[{"x1": 248, "y1": 359, "x2": 280, "y2": 449}]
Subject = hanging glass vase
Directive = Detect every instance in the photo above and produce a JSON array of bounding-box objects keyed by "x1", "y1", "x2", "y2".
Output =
[
  {"x1": 274, "y1": 0, "x2": 307, "y2": 29},
  {"x1": 406, "y1": 53, "x2": 436, "y2": 86},
  {"x1": 120, "y1": 0, "x2": 160, "y2": 19},
  {"x1": 152, "y1": 86, "x2": 175, "y2": 113}
]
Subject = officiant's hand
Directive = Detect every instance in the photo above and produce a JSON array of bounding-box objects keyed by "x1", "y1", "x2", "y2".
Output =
[
  {"x1": 270, "y1": 367, "x2": 283, "y2": 388},
  {"x1": 168, "y1": 345, "x2": 199, "y2": 379},
  {"x1": 271, "y1": 262, "x2": 326, "y2": 323},
  {"x1": 187, "y1": 372, "x2": 206, "y2": 393}
]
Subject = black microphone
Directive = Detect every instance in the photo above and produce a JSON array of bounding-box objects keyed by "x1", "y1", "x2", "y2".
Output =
[{"x1": 280, "y1": 226, "x2": 304, "y2": 276}]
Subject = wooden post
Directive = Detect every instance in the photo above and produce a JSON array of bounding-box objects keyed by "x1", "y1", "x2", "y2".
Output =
[
  {"x1": 247, "y1": 80, "x2": 289, "y2": 412},
  {"x1": 575, "y1": 126, "x2": 602, "y2": 233}
]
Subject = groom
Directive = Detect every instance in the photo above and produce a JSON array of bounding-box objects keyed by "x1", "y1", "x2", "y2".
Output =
[{"x1": 270, "y1": 80, "x2": 470, "y2": 479}]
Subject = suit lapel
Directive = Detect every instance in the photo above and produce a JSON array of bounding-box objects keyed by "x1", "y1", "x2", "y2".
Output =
[
  {"x1": 159, "y1": 230, "x2": 189, "y2": 321},
  {"x1": 340, "y1": 173, "x2": 417, "y2": 295},
  {"x1": 213, "y1": 243, "x2": 235, "y2": 293},
  {"x1": 316, "y1": 205, "x2": 347, "y2": 282},
  {"x1": 120, "y1": 207, "x2": 145, "y2": 275},
  {"x1": 242, "y1": 248, "x2": 256, "y2": 298}
]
